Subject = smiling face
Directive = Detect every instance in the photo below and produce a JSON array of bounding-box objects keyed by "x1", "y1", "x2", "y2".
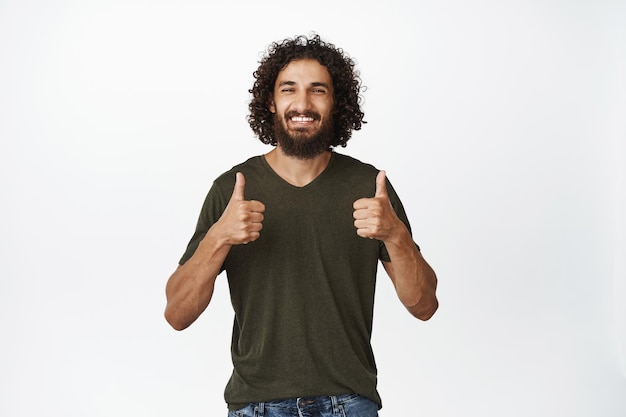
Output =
[{"x1": 269, "y1": 59, "x2": 335, "y2": 159}]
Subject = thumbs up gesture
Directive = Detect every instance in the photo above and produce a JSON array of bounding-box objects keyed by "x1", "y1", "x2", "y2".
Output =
[
  {"x1": 215, "y1": 172, "x2": 265, "y2": 245},
  {"x1": 353, "y1": 170, "x2": 400, "y2": 241}
]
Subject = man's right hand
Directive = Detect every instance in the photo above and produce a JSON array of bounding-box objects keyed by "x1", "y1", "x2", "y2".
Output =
[{"x1": 215, "y1": 172, "x2": 265, "y2": 245}]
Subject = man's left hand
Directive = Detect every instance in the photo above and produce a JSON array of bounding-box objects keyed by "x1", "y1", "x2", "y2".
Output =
[{"x1": 353, "y1": 170, "x2": 400, "y2": 241}]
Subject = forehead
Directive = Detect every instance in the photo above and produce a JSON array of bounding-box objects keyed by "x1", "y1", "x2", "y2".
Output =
[{"x1": 275, "y1": 59, "x2": 332, "y2": 86}]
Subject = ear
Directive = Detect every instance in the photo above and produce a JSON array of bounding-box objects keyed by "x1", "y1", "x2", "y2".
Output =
[{"x1": 269, "y1": 96, "x2": 276, "y2": 114}]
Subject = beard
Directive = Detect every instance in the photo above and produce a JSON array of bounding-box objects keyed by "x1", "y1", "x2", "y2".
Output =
[{"x1": 272, "y1": 111, "x2": 335, "y2": 160}]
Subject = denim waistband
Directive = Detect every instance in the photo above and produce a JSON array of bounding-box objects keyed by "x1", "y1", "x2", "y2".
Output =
[
  {"x1": 271, "y1": 394, "x2": 350, "y2": 409},
  {"x1": 230, "y1": 393, "x2": 360, "y2": 414}
]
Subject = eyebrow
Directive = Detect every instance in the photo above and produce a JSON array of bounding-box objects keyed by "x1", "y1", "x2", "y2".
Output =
[{"x1": 278, "y1": 80, "x2": 331, "y2": 89}]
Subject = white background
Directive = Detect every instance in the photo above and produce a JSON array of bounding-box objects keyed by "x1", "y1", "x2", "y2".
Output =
[{"x1": 1, "y1": 0, "x2": 625, "y2": 416}]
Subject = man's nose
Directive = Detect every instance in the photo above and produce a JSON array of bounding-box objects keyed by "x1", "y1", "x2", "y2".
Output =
[{"x1": 291, "y1": 91, "x2": 311, "y2": 112}]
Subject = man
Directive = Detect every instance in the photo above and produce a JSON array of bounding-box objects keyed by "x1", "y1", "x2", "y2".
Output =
[{"x1": 164, "y1": 34, "x2": 438, "y2": 417}]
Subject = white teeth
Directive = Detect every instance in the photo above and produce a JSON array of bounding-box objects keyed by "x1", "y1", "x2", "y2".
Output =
[{"x1": 291, "y1": 116, "x2": 314, "y2": 122}]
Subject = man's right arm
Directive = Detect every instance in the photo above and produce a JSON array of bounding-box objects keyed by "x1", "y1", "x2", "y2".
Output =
[
  {"x1": 164, "y1": 233, "x2": 231, "y2": 330},
  {"x1": 164, "y1": 172, "x2": 264, "y2": 330}
]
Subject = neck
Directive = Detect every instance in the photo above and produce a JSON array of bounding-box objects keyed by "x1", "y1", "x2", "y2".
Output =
[{"x1": 264, "y1": 148, "x2": 332, "y2": 187}]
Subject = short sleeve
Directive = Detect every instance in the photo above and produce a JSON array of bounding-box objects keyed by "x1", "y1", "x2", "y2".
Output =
[
  {"x1": 378, "y1": 178, "x2": 420, "y2": 262},
  {"x1": 178, "y1": 180, "x2": 230, "y2": 265}
]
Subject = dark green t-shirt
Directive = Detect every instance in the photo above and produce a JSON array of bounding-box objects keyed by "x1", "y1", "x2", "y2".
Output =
[{"x1": 179, "y1": 152, "x2": 414, "y2": 410}]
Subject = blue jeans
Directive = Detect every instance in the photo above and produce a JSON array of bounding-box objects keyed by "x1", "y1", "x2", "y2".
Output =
[{"x1": 227, "y1": 394, "x2": 379, "y2": 417}]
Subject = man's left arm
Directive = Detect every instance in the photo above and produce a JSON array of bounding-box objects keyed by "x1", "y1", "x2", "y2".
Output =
[{"x1": 353, "y1": 170, "x2": 438, "y2": 320}]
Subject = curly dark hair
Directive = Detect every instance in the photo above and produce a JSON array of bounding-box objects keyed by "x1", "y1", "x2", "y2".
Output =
[{"x1": 248, "y1": 34, "x2": 366, "y2": 148}]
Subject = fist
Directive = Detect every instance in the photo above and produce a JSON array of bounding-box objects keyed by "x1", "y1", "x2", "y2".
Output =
[
  {"x1": 218, "y1": 172, "x2": 265, "y2": 245},
  {"x1": 353, "y1": 170, "x2": 399, "y2": 241}
]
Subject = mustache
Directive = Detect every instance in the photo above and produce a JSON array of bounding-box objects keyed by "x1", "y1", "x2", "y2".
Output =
[{"x1": 284, "y1": 110, "x2": 321, "y2": 120}]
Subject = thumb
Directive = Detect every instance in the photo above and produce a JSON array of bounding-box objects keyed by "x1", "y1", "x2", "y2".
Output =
[
  {"x1": 375, "y1": 170, "x2": 388, "y2": 198},
  {"x1": 231, "y1": 172, "x2": 245, "y2": 201}
]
